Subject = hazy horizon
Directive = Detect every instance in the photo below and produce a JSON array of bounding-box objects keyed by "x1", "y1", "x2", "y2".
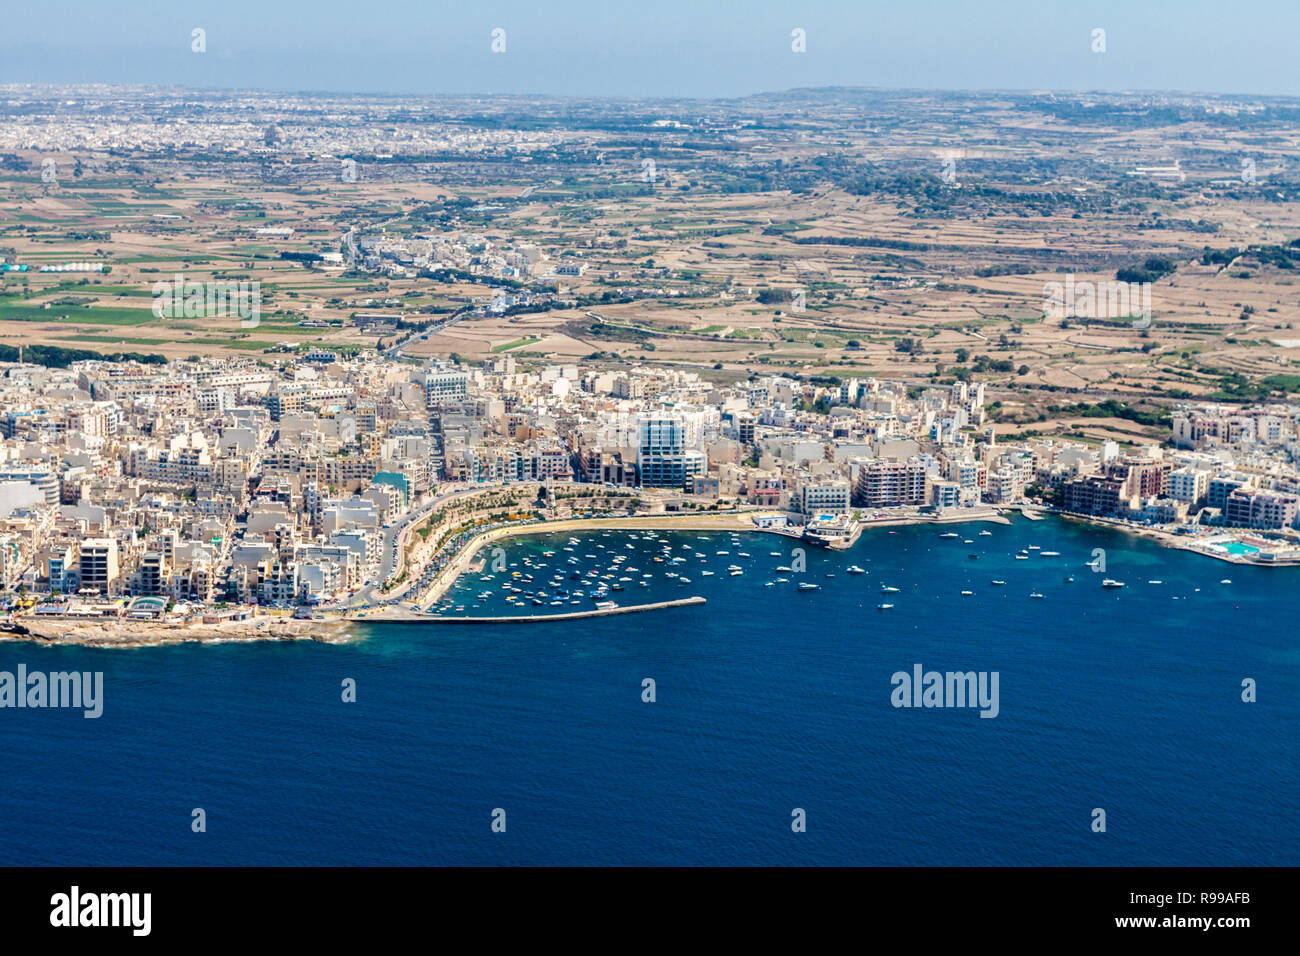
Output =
[{"x1": 2, "y1": 0, "x2": 1297, "y2": 100}]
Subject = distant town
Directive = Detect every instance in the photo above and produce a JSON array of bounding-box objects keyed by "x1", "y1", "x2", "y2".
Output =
[{"x1": 1, "y1": 347, "x2": 1297, "y2": 633}]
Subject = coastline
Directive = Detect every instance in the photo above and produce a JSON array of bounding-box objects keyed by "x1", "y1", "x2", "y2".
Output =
[
  {"x1": 2, "y1": 616, "x2": 357, "y2": 649},
  {"x1": 1055, "y1": 512, "x2": 1300, "y2": 567},
  {"x1": 7, "y1": 505, "x2": 1295, "y2": 648}
]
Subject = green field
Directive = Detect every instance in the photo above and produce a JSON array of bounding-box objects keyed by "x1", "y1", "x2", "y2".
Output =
[{"x1": 0, "y1": 303, "x2": 155, "y2": 325}]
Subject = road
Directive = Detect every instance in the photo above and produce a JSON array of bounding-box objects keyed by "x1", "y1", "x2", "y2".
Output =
[{"x1": 344, "y1": 481, "x2": 537, "y2": 610}]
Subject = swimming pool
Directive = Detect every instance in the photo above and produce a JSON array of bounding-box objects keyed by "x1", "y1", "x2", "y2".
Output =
[{"x1": 1220, "y1": 541, "x2": 1260, "y2": 555}]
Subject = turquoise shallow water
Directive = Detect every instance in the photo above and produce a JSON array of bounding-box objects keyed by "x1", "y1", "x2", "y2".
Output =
[{"x1": 1, "y1": 515, "x2": 1295, "y2": 865}]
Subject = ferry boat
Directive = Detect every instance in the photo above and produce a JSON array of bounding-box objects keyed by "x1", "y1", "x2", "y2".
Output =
[{"x1": 846, "y1": 565, "x2": 866, "y2": 574}]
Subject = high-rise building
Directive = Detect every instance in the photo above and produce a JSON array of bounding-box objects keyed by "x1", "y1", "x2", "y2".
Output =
[
  {"x1": 79, "y1": 538, "x2": 119, "y2": 595},
  {"x1": 637, "y1": 415, "x2": 703, "y2": 488}
]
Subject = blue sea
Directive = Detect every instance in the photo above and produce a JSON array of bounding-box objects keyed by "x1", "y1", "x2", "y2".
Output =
[{"x1": 2, "y1": 516, "x2": 1296, "y2": 865}]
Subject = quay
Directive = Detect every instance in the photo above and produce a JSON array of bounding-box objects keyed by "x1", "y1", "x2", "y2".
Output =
[{"x1": 353, "y1": 595, "x2": 706, "y2": 624}]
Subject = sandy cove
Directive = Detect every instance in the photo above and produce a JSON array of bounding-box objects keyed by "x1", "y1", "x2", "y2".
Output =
[{"x1": 412, "y1": 508, "x2": 1013, "y2": 606}]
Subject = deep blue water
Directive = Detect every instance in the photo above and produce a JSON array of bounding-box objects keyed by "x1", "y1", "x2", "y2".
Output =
[{"x1": 1, "y1": 516, "x2": 1296, "y2": 865}]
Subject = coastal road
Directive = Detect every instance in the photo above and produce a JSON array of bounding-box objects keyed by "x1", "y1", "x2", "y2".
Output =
[{"x1": 346, "y1": 481, "x2": 535, "y2": 609}]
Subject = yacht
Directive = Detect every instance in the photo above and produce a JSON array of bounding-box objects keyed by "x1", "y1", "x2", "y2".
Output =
[
  {"x1": 877, "y1": 603, "x2": 894, "y2": 610},
  {"x1": 881, "y1": 585, "x2": 900, "y2": 593},
  {"x1": 990, "y1": 580, "x2": 1006, "y2": 586},
  {"x1": 797, "y1": 582, "x2": 820, "y2": 591},
  {"x1": 939, "y1": 532, "x2": 959, "y2": 539},
  {"x1": 1101, "y1": 579, "x2": 1125, "y2": 589},
  {"x1": 846, "y1": 565, "x2": 867, "y2": 574}
]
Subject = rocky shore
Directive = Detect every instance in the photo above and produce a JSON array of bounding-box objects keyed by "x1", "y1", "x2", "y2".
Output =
[{"x1": 2, "y1": 616, "x2": 356, "y2": 648}]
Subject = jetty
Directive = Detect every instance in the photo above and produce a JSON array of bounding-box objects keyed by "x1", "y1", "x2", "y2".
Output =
[{"x1": 355, "y1": 595, "x2": 706, "y2": 624}]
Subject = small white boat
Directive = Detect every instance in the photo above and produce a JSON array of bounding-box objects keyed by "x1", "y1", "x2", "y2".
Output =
[
  {"x1": 846, "y1": 565, "x2": 866, "y2": 575},
  {"x1": 939, "y1": 532, "x2": 959, "y2": 539},
  {"x1": 797, "y1": 582, "x2": 820, "y2": 591},
  {"x1": 877, "y1": 603, "x2": 894, "y2": 610},
  {"x1": 729, "y1": 569, "x2": 743, "y2": 577},
  {"x1": 979, "y1": 530, "x2": 992, "y2": 536},
  {"x1": 1148, "y1": 580, "x2": 1163, "y2": 585},
  {"x1": 1029, "y1": 592, "x2": 1044, "y2": 599},
  {"x1": 1220, "y1": 579, "x2": 1232, "y2": 585},
  {"x1": 990, "y1": 580, "x2": 1006, "y2": 586},
  {"x1": 960, "y1": 590, "x2": 973, "y2": 596},
  {"x1": 881, "y1": 585, "x2": 900, "y2": 593},
  {"x1": 1102, "y1": 579, "x2": 1125, "y2": 589},
  {"x1": 1040, "y1": 551, "x2": 1061, "y2": 557}
]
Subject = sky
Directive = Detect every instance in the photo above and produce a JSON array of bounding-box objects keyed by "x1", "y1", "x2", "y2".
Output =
[{"x1": 1, "y1": 0, "x2": 1297, "y2": 99}]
